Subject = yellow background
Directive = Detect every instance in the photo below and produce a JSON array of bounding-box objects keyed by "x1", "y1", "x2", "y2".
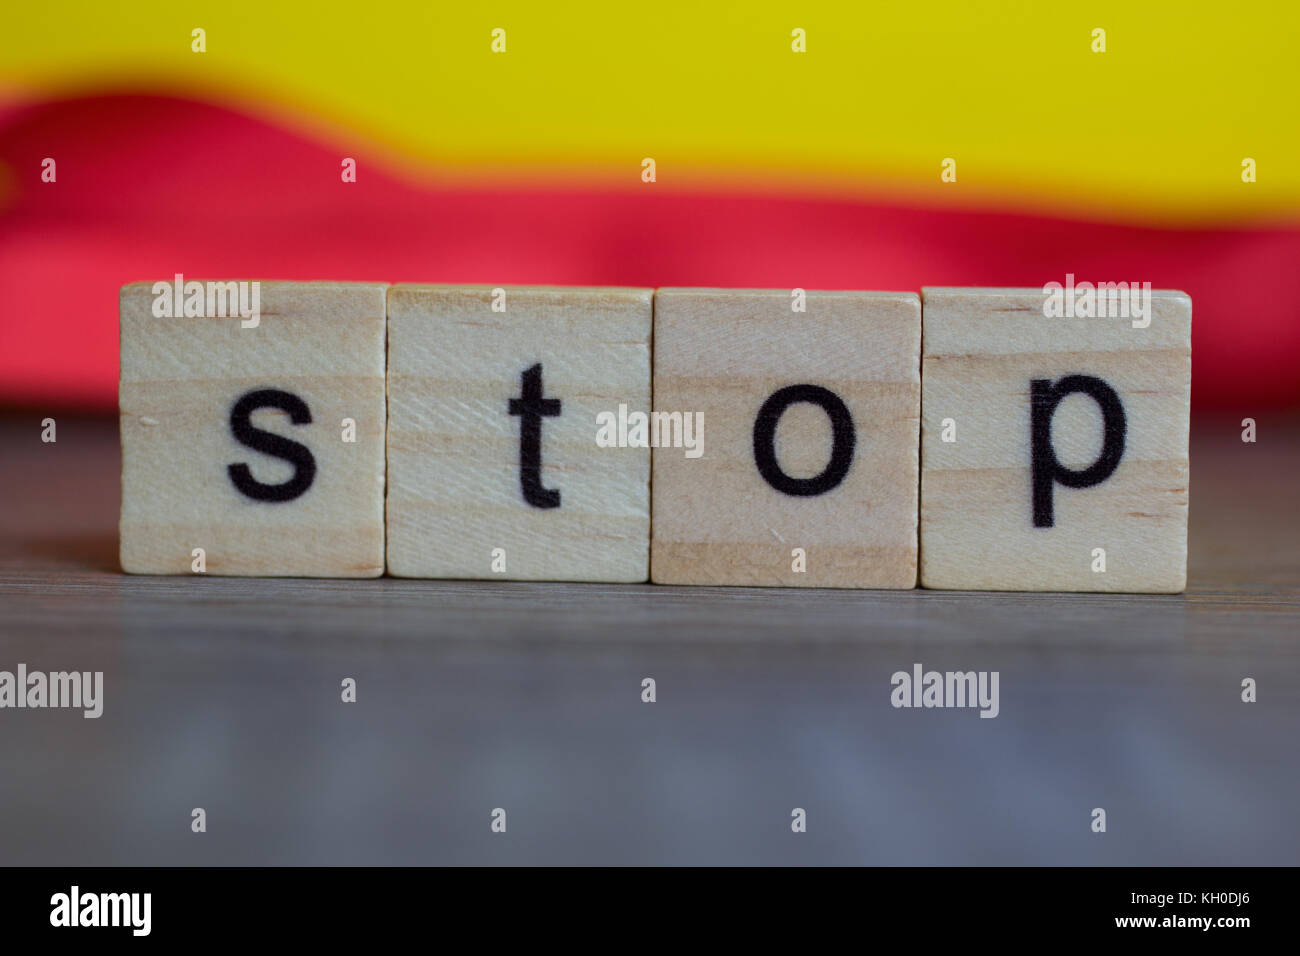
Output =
[{"x1": 3, "y1": 1, "x2": 1297, "y2": 224}]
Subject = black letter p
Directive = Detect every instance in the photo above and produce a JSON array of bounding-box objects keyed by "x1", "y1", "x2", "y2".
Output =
[{"x1": 1030, "y1": 375, "x2": 1126, "y2": 528}]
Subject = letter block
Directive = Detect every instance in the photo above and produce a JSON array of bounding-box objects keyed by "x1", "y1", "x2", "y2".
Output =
[
  {"x1": 919, "y1": 287, "x2": 1191, "y2": 592},
  {"x1": 651, "y1": 289, "x2": 921, "y2": 588},
  {"x1": 119, "y1": 281, "x2": 388, "y2": 576},
  {"x1": 385, "y1": 285, "x2": 651, "y2": 581}
]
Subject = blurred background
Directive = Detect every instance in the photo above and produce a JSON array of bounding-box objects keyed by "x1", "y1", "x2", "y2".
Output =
[
  {"x1": 1, "y1": 0, "x2": 1298, "y2": 413},
  {"x1": 1, "y1": 2, "x2": 1298, "y2": 868}
]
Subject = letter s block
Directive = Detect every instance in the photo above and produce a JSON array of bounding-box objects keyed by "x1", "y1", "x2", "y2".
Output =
[
  {"x1": 118, "y1": 281, "x2": 387, "y2": 576},
  {"x1": 919, "y1": 287, "x2": 1191, "y2": 592},
  {"x1": 651, "y1": 289, "x2": 921, "y2": 588}
]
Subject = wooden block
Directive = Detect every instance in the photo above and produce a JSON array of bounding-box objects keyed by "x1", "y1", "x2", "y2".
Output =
[
  {"x1": 119, "y1": 280, "x2": 387, "y2": 577},
  {"x1": 651, "y1": 289, "x2": 920, "y2": 588},
  {"x1": 919, "y1": 286, "x2": 1191, "y2": 592},
  {"x1": 386, "y1": 285, "x2": 651, "y2": 581}
]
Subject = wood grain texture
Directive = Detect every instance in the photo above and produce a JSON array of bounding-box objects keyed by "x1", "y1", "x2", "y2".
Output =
[
  {"x1": 651, "y1": 289, "x2": 920, "y2": 588},
  {"x1": 386, "y1": 285, "x2": 651, "y2": 581},
  {"x1": 919, "y1": 286, "x2": 1191, "y2": 592},
  {"x1": 2, "y1": 415, "x2": 1298, "y2": 865},
  {"x1": 118, "y1": 281, "x2": 387, "y2": 577}
]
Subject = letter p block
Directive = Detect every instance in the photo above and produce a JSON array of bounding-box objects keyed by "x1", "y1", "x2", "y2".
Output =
[{"x1": 919, "y1": 287, "x2": 1191, "y2": 591}]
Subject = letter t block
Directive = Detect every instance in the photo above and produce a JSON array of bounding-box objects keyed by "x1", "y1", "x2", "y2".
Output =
[{"x1": 385, "y1": 285, "x2": 652, "y2": 581}]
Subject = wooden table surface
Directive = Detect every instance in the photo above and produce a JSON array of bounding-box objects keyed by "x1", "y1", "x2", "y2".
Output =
[{"x1": 1, "y1": 413, "x2": 1297, "y2": 864}]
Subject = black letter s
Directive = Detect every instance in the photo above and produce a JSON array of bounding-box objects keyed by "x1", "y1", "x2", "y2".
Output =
[{"x1": 227, "y1": 388, "x2": 317, "y2": 502}]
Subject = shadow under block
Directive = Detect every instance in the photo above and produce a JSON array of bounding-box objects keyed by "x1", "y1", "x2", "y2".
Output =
[
  {"x1": 385, "y1": 285, "x2": 652, "y2": 581},
  {"x1": 651, "y1": 289, "x2": 921, "y2": 588},
  {"x1": 919, "y1": 287, "x2": 1191, "y2": 592},
  {"x1": 119, "y1": 281, "x2": 387, "y2": 577}
]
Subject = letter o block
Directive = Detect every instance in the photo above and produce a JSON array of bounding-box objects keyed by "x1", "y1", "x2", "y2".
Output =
[
  {"x1": 118, "y1": 281, "x2": 387, "y2": 576},
  {"x1": 919, "y1": 287, "x2": 1191, "y2": 592},
  {"x1": 651, "y1": 289, "x2": 921, "y2": 588}
]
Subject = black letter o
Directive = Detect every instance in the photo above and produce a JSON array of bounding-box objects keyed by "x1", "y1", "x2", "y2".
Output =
[{"x1": 752, "y1": 384, "x2": 855, "y2": 496}]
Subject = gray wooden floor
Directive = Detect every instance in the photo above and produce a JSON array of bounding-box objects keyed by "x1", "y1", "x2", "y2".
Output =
[{"x1": 0, "y1": 413, "x2": 1297, "y2": 864}]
